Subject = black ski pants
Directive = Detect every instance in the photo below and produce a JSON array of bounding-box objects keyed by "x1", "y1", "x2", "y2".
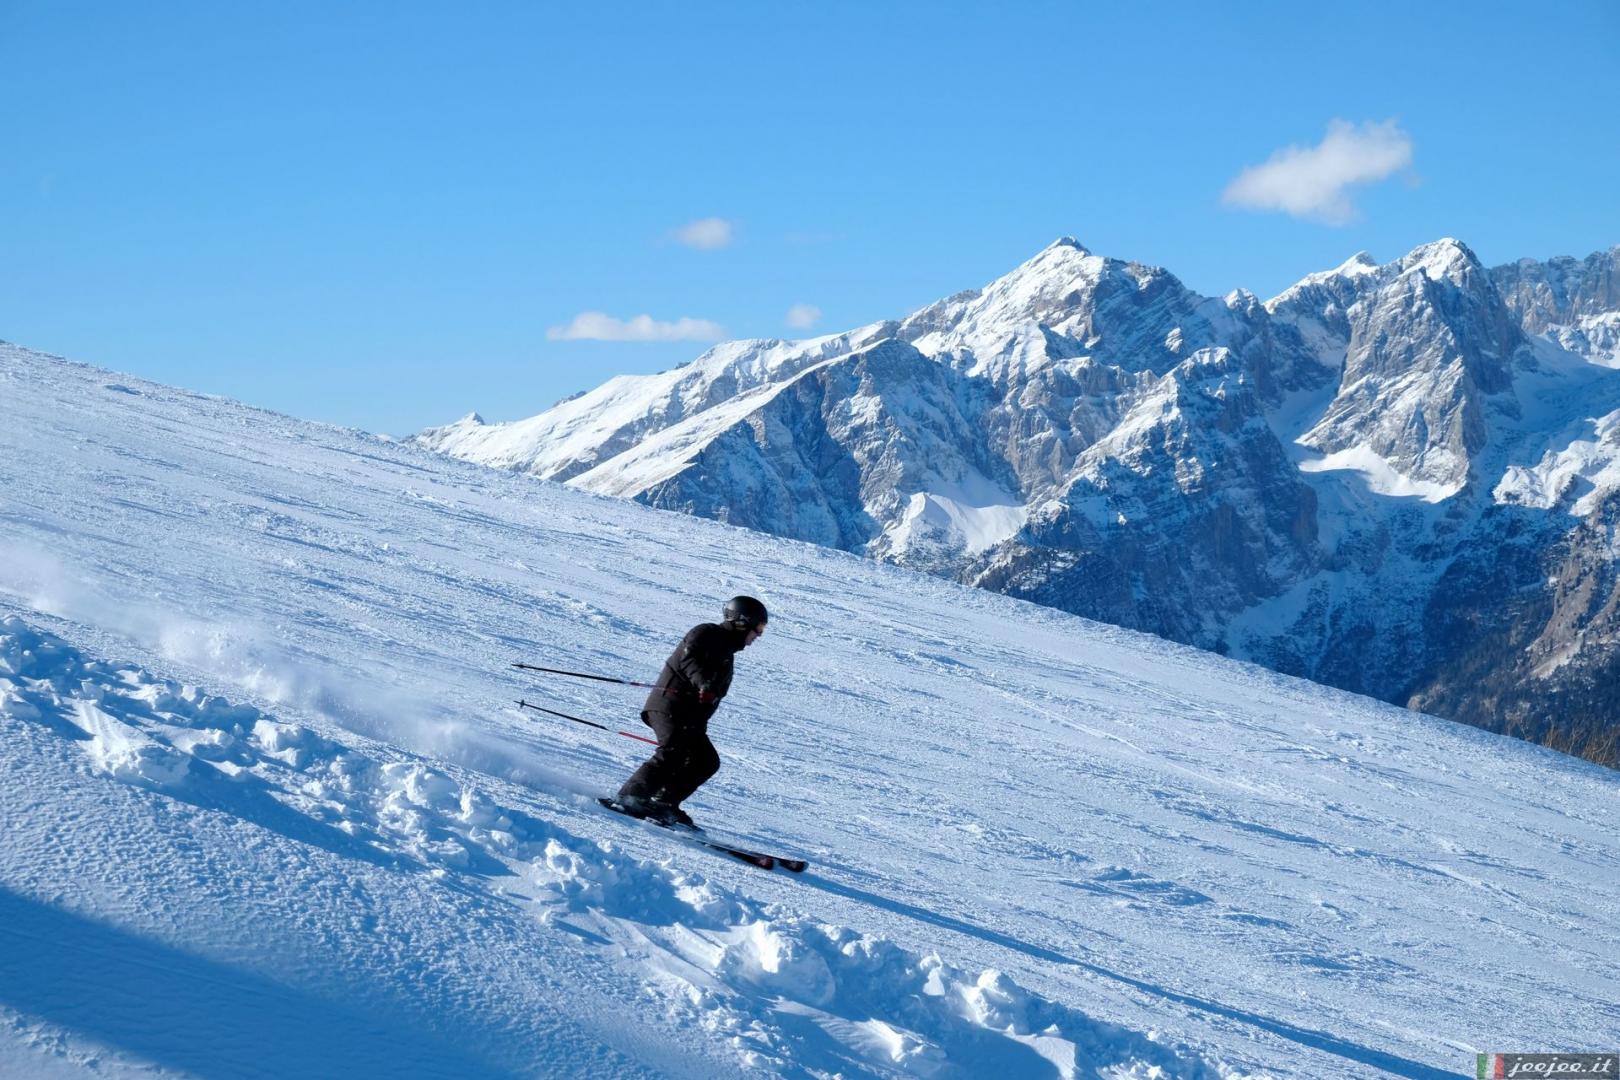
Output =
[{"x1": 616, "y1": 710, "x2": 720, "y2": 807}]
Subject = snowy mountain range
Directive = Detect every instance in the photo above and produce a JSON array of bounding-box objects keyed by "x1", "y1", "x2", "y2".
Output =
[
  {"x1": 3, "y1": 341, "x2": 1618, "y2": 1078},
  {"x1": 418, "y1": 239, "x2": 1620, "y2": 767}
]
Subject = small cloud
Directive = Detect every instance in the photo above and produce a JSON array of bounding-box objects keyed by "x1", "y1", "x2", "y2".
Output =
[
  {"x1": 546, "y1": 312, "x2": 726, "y2": 343},
  {"x1": 1222, "y1": 119, "x2": 1414, "y2": 225},
  {"x1": 673, "y1": 217, "x2": 735, "y2": 250},
  {"x1": 785, "y1": 303, "x2": 822, "y2": 330}
]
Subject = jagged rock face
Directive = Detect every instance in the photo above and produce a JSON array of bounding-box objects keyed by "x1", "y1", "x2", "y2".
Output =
[
  {"x1": 1282, "y1": 240, "x2": 1527, "y2": 498},
  {"x1": 1491, "y1": 247, "x2": 1620, "y2": 334},
  {"x1": 633, "y1": 339, "x2": 1011, "y2": 565},
  {"x1": 1491, "y1": 247, "x2": 1620, "y2": 369},
  {"x1": 1408, "y1": 492, "x2": 1620, "y2": 764},
  {"x1": 416, "y1": 237, "x2": 1620, "y2": 767},
  {"x1": 969, "y1": 349, "x2": 1321, "y2": 649}
]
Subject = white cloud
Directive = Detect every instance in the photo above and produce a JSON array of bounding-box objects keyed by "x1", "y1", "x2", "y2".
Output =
[
  {"x1": 1222, "y1": 119, "x2": 1414, "y2": 225},
  {"x1": 546, "y1": 312, "x2": 726, "y2": 343},
  {"x1": 785, "y1": 303, "x2": 822, "y2": 330},
  {"x1": 673, "y1": 217, "x2": 735, "y2": 249}
]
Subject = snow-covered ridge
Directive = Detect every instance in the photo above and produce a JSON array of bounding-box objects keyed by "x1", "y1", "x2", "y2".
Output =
[{"x1": 415, "y1": 324, "x2": 896, "y2": 484}]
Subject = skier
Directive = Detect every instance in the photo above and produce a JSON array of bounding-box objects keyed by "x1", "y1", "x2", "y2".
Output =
[{"x1": 613, "y1": 596, "x2": 768, "y2": 828}]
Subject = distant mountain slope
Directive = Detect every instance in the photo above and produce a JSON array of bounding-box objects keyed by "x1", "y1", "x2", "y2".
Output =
[
  {"x1": 5, "y1": 341, "x2": 1619, "y2": 1079},
  {"x1": 417, "y1": 242, "x2": 1620, "y2": 767}
]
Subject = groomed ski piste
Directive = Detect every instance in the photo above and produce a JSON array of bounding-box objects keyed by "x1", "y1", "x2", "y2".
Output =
[{"x1": 1, "y1": 341, "x2": 1616, "y2": 1080}]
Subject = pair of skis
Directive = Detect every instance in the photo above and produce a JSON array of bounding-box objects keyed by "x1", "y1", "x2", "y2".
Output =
[{"x1": 595, "y1": 798, "x2": 808, "y2": 873}]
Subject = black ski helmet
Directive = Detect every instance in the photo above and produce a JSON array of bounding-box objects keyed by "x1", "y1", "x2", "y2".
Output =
[{"x1": 722, "y1": 595, "x2": 768, "y2": 632}]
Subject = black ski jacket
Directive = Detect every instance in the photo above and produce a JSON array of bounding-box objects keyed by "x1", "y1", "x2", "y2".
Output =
[{"x1": 643, "y1": 622, "x2": 745, "y2": 724}]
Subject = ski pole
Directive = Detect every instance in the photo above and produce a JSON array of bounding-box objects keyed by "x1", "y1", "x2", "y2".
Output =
[
  {"x1": 512, "y1": 662, "x2": 658, "y2": 688},
  {"x1": 515, "y1": 699, "x2": 659, "y2": 746},
  {"x1": 511, "y1": 662, "x2": 687, "y2": 697}
]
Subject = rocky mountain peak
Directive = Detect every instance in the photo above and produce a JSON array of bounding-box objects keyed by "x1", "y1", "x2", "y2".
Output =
[
  {"x1": 1291, "y1": 237, "x2": 1527, "y2": 498},
  {"x1": 893, "y1": 240, "x2": 1213, "y2": 384},
  {"x1": 1398, "y1": 237, "x2": 1484, "y2": 286}
]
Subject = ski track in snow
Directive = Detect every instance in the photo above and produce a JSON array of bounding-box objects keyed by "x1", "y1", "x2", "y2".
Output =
[{"x1": 1, "y1": 342, "x2": 1618, "y2": 1078}]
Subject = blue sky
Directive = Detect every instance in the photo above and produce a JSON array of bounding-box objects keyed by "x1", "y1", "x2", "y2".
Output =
[{"x1": 4, "y1": 1, "x2": 1617, "y2": 433}]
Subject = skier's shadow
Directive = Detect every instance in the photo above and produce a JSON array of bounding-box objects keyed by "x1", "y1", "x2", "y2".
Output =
[
  {"x1": 797, "y1": 874, "x2": 1456, "y2": 1080},
  {"x1": 796, "y1": 873, "x2": 1079, "y2": 964}
]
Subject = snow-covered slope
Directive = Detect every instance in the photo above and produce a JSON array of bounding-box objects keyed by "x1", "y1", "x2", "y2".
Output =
[{"x1": 3, "y1": 342, "x2": 1618, "y2": 1078}]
